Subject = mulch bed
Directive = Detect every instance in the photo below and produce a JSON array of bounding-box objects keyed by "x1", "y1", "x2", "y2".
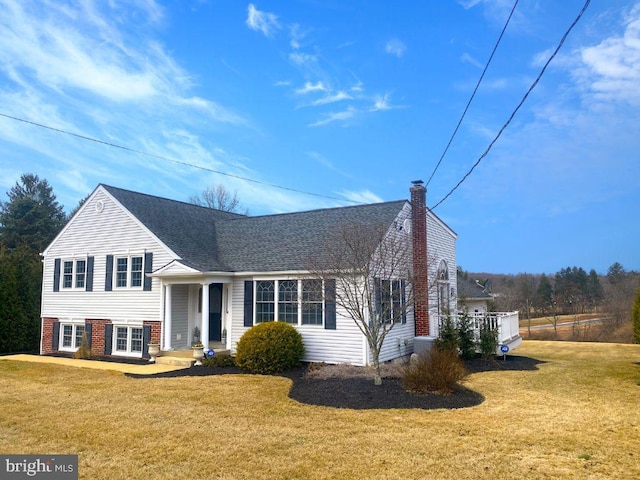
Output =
[{"x1": 126, "y1": 355, "x2": 544, "y2": 410}]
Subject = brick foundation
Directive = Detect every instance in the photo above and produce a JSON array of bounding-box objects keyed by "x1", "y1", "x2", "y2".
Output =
[
  {"x1": 41, "y1": 318, "x2": 162, "y2": 358},
  {"x1": 143, "y1": 320, "x2": 162, "y2": 344},
  {"x1": 41, "y1": 317, "x2": 58, "y2": 354},
  {"x1": 86, "y1": 319, "x2": 111, "y2": 355}
]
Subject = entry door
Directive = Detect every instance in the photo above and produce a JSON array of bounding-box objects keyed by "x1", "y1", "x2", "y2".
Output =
[{"x1": 209, "y1": 283, "x2": 223, "y2": 342}]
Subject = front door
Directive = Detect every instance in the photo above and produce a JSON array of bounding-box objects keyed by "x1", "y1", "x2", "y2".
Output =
[{"x1": 209, "y1": 283, "x2": 223, "y2": 342}]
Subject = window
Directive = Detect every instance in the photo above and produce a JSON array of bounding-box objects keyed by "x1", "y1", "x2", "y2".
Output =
[
  {"x1": 254, "y1": 279, "x2": 325, "y2": 326},
  {"x1": 60, "y1": 324, "x2": 85, "y2": 351},
  {"x1": 131, "y1": 256, "x2": 143, "y2": 287},
  {"x1": 375, "y1": 278, "x2": 406, "y2": 323},
  {"x1": 63, "y1": 261, "x2": 73, "y2": 288},
  {"x1": 437, "y1": 260, "x2": 450, "y2": 316},
  {"x1": 302, "y1": 280, "x2": 323, "y2": 325},
  {"x1": 61, "y1": 259, "x2": 86, "y2": 289},
  {"x1": 278, "y1": 280, "x2": 298, "y2": 324},
  {"x1": 75, "y1": 260, "x2": 86, "y2": 288},
  {"x1": 114, "y1": 326, "x2": 143, "y2": 355},
  {"x1": 256, "y1": 281, "x2": 275, "y2": 323},
  {"x1": 114, "y1": 255, "x2": 144, "y2": 288}
]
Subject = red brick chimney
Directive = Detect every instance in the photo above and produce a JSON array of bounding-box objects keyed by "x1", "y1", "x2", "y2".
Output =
[{"x1": 410, "y1": 180, "x2": 430, "y2": 336}]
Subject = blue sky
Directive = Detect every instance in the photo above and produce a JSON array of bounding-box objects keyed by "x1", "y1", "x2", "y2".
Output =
[{"x1": 0, "y1": 0, "x2": 638, "y2": 275}]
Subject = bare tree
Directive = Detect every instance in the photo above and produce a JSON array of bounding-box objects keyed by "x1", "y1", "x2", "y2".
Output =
[
  {"x1": 310, "y1": 222, "x2": 414, "y2": 386},
  {"x1": 189, "y1": 184, "x2": 248, "y2": 214}
]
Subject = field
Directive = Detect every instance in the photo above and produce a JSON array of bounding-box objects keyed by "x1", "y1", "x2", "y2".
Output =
[{"x1": 1, "y1": 341, "x2": 639, "y2": 479}]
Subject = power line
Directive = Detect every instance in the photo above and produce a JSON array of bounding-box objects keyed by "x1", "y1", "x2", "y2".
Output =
[
  {"x1": 426, "y1": 0, "x2": 520, "y2": 188},
  {"x1": 0, "y1": 112, "x2": 358, "y2": 204},
  {"x1": 431, "y1": 0, "x2": 591, "y2": 211}
]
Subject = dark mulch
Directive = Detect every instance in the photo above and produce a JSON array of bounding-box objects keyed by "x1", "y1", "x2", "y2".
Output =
[{"x1": 126, "y1": 355, "x2": 544, "y2": 410}]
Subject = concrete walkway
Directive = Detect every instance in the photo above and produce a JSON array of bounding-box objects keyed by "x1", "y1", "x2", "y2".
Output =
[{"x1": 1, "y1": 354, "x2": 187, "y2": 375}]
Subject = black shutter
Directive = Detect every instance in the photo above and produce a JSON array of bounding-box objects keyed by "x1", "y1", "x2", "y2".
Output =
[
  {"x1": 243, "y1": 281, "x2": 254, "y2": 327},
  {"x1": 142, "y1": 325, "x2": 151, "y2": 358},
  {"x1": 52, "y1": 321, "x2": 60, "y2": 350},
  {"x1": 374, "y1": 277, "x2": 382, "y2": 314},
  {"x1": 105, "y1": 255, "x2": 113, "y2": 291},
  {"x1": 324, "y1": 279, "x2": 336, "y2": 330},
  {"x1": 401, "y1": 280, "x2": 407, "y2": 324},
  {"x1": 85, "y1": 256, "x2": 94, "y2": 292},
  {"x1": 53, "y1": 259, "x2": 61, "y2": 292},
  {"x1": 85, "y1": 322, "x2": 93, "y2": 349},
  {"x1": 104, "y1": 324, "x2": 113, "y2": 355},
  {"x1": 143, "y1": 252, "x2": 153, "y2": 291}
]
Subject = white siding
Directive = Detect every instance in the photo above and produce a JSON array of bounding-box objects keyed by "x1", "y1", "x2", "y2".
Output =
[
  {"x1": 229, "y1": 277, "x2": 366, "y2": 365},
  {"x1": 426, "y1": 211, "x2": 457, "y2": 337},
  {"x1": 171, "y1": 285, "x2": 189, "y2": 349},
  {"x1": 41, "y1": 188, "x2": 176, "y2": 323}
]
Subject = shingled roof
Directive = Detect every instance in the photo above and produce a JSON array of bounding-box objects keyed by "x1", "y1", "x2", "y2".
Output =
[
  {"x1": 102, "y1": 184, "x2": 407, "y2": 272},
  {"x1": 456, "y1": 277, "x2": 492, "y2": 300}
]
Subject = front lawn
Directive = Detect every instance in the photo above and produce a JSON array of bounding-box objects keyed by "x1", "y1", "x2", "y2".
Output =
[{"x1": 1, "y1": 341, "x2": 639, "y2": 479}]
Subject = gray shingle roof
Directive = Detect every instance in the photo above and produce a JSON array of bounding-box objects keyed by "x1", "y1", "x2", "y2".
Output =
[
  {"x1": 102, "y1": 184, "x2": 407, "y2": 273},
  {"x1": 456, "y1": 277, "x2": 492, "y2": 300}
]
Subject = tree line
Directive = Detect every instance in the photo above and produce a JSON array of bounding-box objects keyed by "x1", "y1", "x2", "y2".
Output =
[{"x1": 461, "y1": 263, "x2": 640, "y2": 342}]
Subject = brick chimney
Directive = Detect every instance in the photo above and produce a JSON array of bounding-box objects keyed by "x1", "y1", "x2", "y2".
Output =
[{"x1": 410, "y1": 180, "x2": 430, "y2": 336}]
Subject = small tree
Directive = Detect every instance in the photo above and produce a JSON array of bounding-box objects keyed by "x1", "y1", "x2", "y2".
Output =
[
  {"x1": 189, "y1": 184, "x2": 248, "y2": 214},
  {"x1": 310, "y1": 222, "x2": 414, "y2": 386},
  {"x1": 478, "y1": 322, "x2": 499, "y2": 358},
  {"x1": 632, "y1": 289, "x2": 640, "y2": 344},
  {"x1": 457, "y1": 312, "x2": 476, "y2": 359}
]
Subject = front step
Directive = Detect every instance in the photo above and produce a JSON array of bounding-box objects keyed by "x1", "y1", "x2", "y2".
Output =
[
  {"x1": 155, "y1": 356, "x2": 194, "y2": 367},
  {"x1": 153, "y1": 347, "x2": 232, "y2": 367}
]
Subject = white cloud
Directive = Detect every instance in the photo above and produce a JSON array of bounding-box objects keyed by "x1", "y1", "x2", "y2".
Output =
[
  {"x1": 577, "y1": 4, "x2": 640, "y2": 106},
  {"x1": 295, "y1": 81, "x2": 327, "y2": 95},
  {"x1": 461, "y1": 52, "x2": 483, "y2": 69},
  {"x1": 338, "y1": 189, "x2": 383, "y2": 204},
  {"x1": 289, "y1": 52, "x2": 318, "y2": 66},
  {"x1": 246, "y1": 4, "x2": 280, "y2": 37},
  {"x1": 310, "y1": 91, "x2": 352, "y2": 106},
  {"x1": 385, "y1": 38, "x2": 406, "y2": 58},
  {"x1": 458, "y1": 0, "x2": 482, "y2": 9},
  {"x1": 370, "y1": 93, "x2": 392, "y2": 111},
  {"x1": 308, "y1": 107, "x2": 356, "y2": 127}
]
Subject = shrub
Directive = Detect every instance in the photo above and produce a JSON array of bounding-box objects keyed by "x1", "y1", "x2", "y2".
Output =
[
  {"x1": 73, "y1": 332, "x2": 92, "y2": 359},
  {"x1": 202, "y1": 353, "x2": 236, "y2": 368},
  {"x1": 235, "y1": 322, "x2": 304, "y2": 374},
  {"x1": 457, "y1": 313, "x2": 476, "y2": 359},
  {"x1": 478, "y1": 322, "x2": 499, "y2": 358},
  {"x1": 633, "y1": 288, "x2": 640, "y2": 344},
  {"x1": 402, "y1": 348, "x2": 467, "y2": 395},
  {"x1": 434, "y1": 315, "x2": 459, "y2": 353}
]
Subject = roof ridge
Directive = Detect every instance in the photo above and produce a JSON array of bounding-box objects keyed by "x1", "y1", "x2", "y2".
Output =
[
  {"x1": 100, "y1": 184, "x2": 246, "y2": 218},
  {"x1": 220, "y1": 198, "x2": 408, "y2": 222}
]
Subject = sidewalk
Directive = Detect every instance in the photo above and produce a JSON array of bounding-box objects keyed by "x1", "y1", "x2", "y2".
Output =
[{"x1": 1, "y1": 354, "x2": 187, "y2": 375}]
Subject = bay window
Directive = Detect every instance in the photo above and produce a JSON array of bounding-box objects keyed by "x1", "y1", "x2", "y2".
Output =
[{"x1": 254, "y1": 279, "x2": 325, "y2": 326}]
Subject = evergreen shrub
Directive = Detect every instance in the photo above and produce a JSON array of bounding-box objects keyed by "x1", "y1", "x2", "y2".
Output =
[
  {"x1": 202, "y1": 353, "x2": 236, "y2": 368},
  {"x1": 235, "y1": 321, "x2": 304, "y2": 374}
]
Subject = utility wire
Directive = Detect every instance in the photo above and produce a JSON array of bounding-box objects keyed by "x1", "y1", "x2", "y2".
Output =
[
  {"x1": 431, "y1": 0, "x2": 591, "y2": 210},
  {"x1": 0, "y1": 112, "x2": 358, "y2": 204},
  {"x1": 426, "y1": 0, "x2": 519, "y2": 188}
]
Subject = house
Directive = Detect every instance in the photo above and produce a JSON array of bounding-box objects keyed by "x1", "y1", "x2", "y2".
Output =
[
  {"x1": 40, "y1": 181, "x2": 517, "y2": 365},
  {"x1": 457, "y1": 276, "x2": 493, "y2": 314}
]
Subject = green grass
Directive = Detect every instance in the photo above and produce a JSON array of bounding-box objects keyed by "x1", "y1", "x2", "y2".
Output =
[{"x1": 1, "y1": 341, "x2": 639, "y2": 479}]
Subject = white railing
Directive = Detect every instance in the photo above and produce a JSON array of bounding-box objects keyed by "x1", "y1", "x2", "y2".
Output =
[{"x1": 438, "y1": 311, "x2": 521, "y2": 345}]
